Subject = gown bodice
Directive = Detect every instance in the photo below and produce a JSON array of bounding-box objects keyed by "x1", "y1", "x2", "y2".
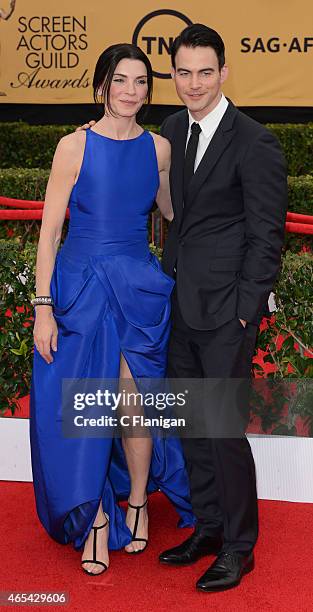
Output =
[{"x1": 65, "y1": 127, "x2": 159, "y2": 254}]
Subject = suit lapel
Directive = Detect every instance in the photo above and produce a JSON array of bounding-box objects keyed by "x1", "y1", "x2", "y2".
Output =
[
  {"x1": 184, "y1": 100, "x2": 238, "y2": 210},
  {"x1": 169, "y1": 110, "x2": 188, "y2": 229}
]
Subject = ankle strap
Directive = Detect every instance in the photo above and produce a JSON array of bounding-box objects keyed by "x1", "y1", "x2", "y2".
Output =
[
  {"x1": 93, "y1": 519, "x2": 108, "y2": 530},
  {"x1": 128, "y1": 498, "x2": 148, "y2": 510}
]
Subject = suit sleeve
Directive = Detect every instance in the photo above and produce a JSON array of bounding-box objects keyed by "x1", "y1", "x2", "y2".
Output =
[{"x1": 237, "y1": 130, "x2": 288, "y2": 323}]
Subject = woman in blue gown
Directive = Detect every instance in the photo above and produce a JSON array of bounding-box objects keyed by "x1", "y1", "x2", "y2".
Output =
[{"x1": 29, "y1": 43, "x2": 194, "y2": 575}]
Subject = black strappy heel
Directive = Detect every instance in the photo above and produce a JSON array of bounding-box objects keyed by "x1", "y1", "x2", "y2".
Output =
[
  {"x1": 81, "y1": 519, "x2": 109, "y2": 575},
  {"x1": 126, "y1": 498, "x2": 148, "y2": 554}
]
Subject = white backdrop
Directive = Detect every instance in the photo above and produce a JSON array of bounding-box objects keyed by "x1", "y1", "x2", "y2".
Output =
[{"x1": 1, "y1": 418, "x2": 312, "y2": 503}]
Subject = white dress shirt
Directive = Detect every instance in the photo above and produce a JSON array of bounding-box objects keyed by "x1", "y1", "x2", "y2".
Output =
[{"x1": 186, "y1": 93, "x2": 229, "y2": 171}]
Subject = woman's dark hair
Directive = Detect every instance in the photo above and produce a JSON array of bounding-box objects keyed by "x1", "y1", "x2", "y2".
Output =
[
  {"x1": 171, "y1": 24, "x2": 225, "y2": 71},
  {"x1": 93, "y1": 43, "x2": 153, "y2": 117}
]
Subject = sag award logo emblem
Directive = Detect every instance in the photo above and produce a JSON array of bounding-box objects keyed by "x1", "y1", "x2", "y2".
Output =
[
  {"x1": 0, "y1": 0, "x2": 16, "y2": 95},
  {"x1": 0, "y1": 0, "x2": 15, "y2": 20},
  {"x1": 132, "y1": 9, "x2": 192, "y2": 79}
]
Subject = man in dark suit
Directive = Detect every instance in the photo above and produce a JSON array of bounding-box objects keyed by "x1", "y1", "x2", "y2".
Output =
[{"x1": 158, "y1": 24, "x2": 288, "y2": 592}]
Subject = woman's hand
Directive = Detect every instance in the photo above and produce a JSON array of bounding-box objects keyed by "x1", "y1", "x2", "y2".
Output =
[{"x1": 33, "y1": 307, "x2": 58, "y2": 364}]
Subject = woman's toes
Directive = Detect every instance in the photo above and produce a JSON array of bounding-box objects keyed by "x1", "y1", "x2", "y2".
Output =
[
  {"x1": 83, "y1": 562, "x2": 103, "y2": 574},
  {"x1": 124, "y1": 539, "x2": 147, "y2": 553}
]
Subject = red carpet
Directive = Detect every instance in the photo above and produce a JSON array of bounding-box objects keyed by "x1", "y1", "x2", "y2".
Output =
[{"x1": 1, "y1": 483, "x2": 312, "y2": 612}]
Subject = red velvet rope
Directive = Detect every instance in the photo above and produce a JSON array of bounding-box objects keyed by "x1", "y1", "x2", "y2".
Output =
[
  {"x1": 0, "y1": 196, "x2": 44, "y2": 209},
  {"x1": 0, "y1": 209, "x2": 70, "y2": 220},
  {"x1": 0, "y1": 196, "x2": 70, "y2": 219},
  {"x1": 285, "y1": 222, "x2": 313, "y2": 235},
  {"x1": 0, "y1": 209, "x2": 44, "y2": 220},
  {"x1": 286, "y1": 212, "x2": 313, "y2": 224},
  {"x1": 0, "y1": 196, "x2": 312, "y2": 234}
]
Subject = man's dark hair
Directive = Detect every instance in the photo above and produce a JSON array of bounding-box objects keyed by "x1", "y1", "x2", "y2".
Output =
[
  {"x1": 93, "y1": 43, "x2": 153, "y2": 117},
  {"x1": 171, "y1": 24, "x2": 225, "y2": 70}
]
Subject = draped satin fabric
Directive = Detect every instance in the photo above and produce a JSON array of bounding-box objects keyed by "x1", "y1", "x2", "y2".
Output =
[{"x1": 29, "y1": 128, "x2": 195, "y2": 552}]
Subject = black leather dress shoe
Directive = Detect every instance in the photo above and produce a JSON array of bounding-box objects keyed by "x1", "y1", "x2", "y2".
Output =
[
  {"x1": 159, "y1": 531, "x2": 223, "y2": 566},
  {"x1": 196, "y1": 551, "x2": 254, "y2": 592}
]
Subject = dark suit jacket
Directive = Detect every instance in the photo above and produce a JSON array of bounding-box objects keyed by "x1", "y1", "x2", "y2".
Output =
[{"x1": 160, "y1": 99, "x2": 288, "y2": 330}]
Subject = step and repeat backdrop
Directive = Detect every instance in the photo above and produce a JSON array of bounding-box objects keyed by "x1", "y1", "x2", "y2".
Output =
[{"x1": 0, "y1": 0, "x2": 312, "y2": 106}]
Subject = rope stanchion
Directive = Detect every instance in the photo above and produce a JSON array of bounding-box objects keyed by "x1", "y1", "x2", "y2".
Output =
[{"x1": 160, "y1": 212, "x2": 164, "y2": 247}]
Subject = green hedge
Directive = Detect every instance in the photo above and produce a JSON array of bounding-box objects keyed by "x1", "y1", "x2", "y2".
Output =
[
  {"x1": 0, "y1": 121, "x2": 312, "y2": 175},
  {"x1": 288, "y1": 175, "x2": 313, "y2": 215},
  {"x1": 267, "y1": 123, "x2": 313, "y2": 176},
  {"x1": 1, "y1": 168, "x2": 313, "y2": 213},
  {"x1": 0, "y1": 167, "x2": 49, "y2": 200},
  {"x1": 0, "y1": 123, "x2": 73, "y2": 169}
]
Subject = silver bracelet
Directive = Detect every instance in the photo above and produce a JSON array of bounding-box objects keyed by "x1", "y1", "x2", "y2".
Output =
[{"x1": 31, "y1": 296, "x2": 54, "y2": 307}]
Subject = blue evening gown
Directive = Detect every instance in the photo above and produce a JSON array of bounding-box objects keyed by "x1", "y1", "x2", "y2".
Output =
[{"x1": 29, "y1": 127, "x2": 195, "y2": 552}]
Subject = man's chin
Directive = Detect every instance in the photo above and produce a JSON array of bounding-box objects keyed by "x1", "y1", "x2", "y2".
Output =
[
  {"x1": 179, "y1": 93, "x2": 207, "y2": 109},
  {"x1": 185, "y1": 100, "x2": 210, "y2": 114}
]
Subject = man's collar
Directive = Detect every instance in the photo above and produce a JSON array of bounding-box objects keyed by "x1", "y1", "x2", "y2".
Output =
[{"x1": 187, "y1": 93, "x2": 229, "y2": 138}]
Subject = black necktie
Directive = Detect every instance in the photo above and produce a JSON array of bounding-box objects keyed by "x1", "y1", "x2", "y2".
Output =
[{"x1": 184, "y1": 122, "x2": 202, "y2": 198}]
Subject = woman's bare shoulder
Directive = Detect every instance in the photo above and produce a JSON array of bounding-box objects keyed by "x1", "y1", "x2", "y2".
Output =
[
  {"x1": 57, "y1": 130, "x2": 86, "y2": 153},
  {"x1": 149, "y1": 130, "x2": 171, "y2": 150},
  {"x1": 51, "y1": 131, "x2": 86, "y2": 169},
  {"x1": 149, "y1": 131, "x2": 171, "y2": 168}
]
